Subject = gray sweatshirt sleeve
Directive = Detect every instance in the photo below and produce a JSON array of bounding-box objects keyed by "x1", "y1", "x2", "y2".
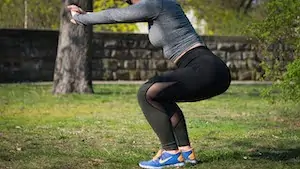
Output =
[{"x1": 73, "y1": 0, "x2": 161, "y2": 25}]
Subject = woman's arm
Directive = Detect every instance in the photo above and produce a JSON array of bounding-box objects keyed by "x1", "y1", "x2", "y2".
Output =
[{"x1": 71, "y1": 0, "x2": 161, "y2": 25}]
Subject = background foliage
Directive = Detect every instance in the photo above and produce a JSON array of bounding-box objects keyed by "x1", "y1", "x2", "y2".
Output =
[
  {"x1": 0, "y1": 0, "x2": 266, "y2": 35},
  {"x1": 247, "y1": 0, "x2": 300, "y2": 102},
  {"x1": 93, "y1": 0, "x2": 137, "y2": 32},
  {"x1": 0, "y1": 0, "x2": 136, "y2": 32},
  {"x1": 178, "y1": 0, "x2": 266, "y2": 35},
  {"x1": 0, "y1": 0, "x2": 60, "y2": 29}
]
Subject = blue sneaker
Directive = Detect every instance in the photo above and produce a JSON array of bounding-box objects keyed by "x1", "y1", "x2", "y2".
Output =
[
  {"x1": 181, "y1": 149, "x2": 198, "y2": 164},
  {"x1": 139, "y1": 150, "x2": 184, "y2": 169}
]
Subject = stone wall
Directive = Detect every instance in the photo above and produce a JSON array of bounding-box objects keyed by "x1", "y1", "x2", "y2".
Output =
[{"x1": 0, "y1": 29, "x2": 261, "y2": 82}]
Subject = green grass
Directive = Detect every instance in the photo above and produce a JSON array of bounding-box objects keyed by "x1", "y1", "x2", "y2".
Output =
[{"x1": 0, "y1": 84, "x2": 299, "y2": 169}]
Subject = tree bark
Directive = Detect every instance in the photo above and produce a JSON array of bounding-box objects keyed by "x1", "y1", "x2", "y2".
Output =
[
  {"x1": 238, "y1": 0, "x2": 245, "y2": 11},
  {"x1": 238, "y1": 0, "x2": 253, "y2": 14},
  {"x1": 244, "y1": 0, "x2": 253, "y2": 14},
  {"x1": 53, "y1": 0, "x2": 93, "y2": 94}
]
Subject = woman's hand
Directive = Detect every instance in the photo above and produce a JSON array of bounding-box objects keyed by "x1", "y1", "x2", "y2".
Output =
[
  {"x1": 67, "y1": 5, "x2": 86, "y2": 14},
  {"x1": 67, "y1": 5, "x2": 86, "y2": 24}
]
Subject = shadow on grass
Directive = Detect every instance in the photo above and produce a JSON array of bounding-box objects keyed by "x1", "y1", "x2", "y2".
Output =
[
  {"x1": 249, "y1": 147, "x2": 300, "y2": 162},
  {"x1": 199, "y1": 139, "x2": 300, "y2": 164},
  {"x1": 232, "y1": 140, "x2": 300, "y2": 162},
  {"x1": 93, "y1": 91, "x2": 137, "y2": 95},
  {"x1": 222, "y1": 90, "x2": 261, "y2": 98}
]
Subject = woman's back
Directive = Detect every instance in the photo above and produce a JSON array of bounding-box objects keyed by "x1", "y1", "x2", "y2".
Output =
[
  {"x1": 148, "y1": 0, "x2": 203, "y2": 61},
  {"x1": 72, "y1": 0, "x2": 204, "y2": 61}
]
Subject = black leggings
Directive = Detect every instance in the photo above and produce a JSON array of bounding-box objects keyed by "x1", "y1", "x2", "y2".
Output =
[{"x1": 137, "y1": 46, "x2": 231, "y2": 150}]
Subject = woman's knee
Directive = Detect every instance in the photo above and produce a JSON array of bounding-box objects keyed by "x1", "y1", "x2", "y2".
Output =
[{"x1": 137, "y1": 83, "x2": 152, "y2": 103}]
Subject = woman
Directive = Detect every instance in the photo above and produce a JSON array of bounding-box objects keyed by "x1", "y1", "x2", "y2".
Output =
[{"x1": 68, "y1": 0, "x2": 231, "y2": 168}]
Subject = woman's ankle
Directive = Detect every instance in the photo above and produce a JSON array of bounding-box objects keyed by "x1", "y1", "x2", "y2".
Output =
[
  {"x1": 178, "y1": 145, "x2": 192, "y2": 151},
  {"x1": 164, "y1": 149, "x2": 180, "y2": 154}
]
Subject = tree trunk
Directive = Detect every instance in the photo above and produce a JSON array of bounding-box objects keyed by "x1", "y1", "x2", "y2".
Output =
[
  {"x1": 24, "y1": 0, "x2": 28, "y2": 28},
  {"x1": 244, "y1": 0, "x2": 253, "y2": 14},
  {"x1": 53, "y1": 0, "x2": 94, "y2": 94},
  {"x1": 238, "y1": 0, "x2": 247, "y2": 12},
  {"x1": 238, "y1": 0, "x2": 253, "y2": 14}
]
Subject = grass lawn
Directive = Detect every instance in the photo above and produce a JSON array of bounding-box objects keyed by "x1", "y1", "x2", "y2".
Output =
[{"x1": 0, "y1": 83, "x2": 299, "y2": 169}]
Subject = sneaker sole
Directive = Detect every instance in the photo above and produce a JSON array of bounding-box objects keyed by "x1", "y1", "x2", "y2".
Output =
[
  {"x1": 139, "y1": 162, "x2": 184, "y2": 169},
  {"x1": 185, "y1": 159, "x2": 198, "y2": 164}
]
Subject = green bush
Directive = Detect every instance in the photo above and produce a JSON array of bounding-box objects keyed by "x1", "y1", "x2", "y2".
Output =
[
  {"x1": 248, "y1": 0, "x2": 300, "y2": 103},
  {"x1": 279, "y1": 58, "x2": 300, "y2": 101}
]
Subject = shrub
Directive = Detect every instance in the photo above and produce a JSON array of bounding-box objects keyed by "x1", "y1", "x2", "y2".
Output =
[{"x1": 248, "y1": 0, "x2": 300, "y2": 103}]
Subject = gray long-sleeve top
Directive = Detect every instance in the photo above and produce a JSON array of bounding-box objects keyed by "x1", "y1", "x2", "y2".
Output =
[{"x1": 73, "y1": 0, "x2": 204, "y2": 62}]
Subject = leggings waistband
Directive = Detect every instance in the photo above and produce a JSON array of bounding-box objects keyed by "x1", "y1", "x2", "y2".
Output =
[{"x1": 175, "y1": 46, "x2": 209, "y2": 68}]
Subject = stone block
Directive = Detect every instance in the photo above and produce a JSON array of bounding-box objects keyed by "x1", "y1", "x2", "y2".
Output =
[
  {"x1": 206, "y1": 43, "x2": 217, "y2": 50},
  {"x1": 122, "y1": 39, "x2": 152, "y2": 49},
  {"x1": 93, "y1": 49, "x2": 105, "y2": 58},
  {"x1": 104, "y1": 40, "x2": 118, "y2": 48},
  {"x1": 123, "y1": 60, "x2": 136, "y2": 69},
  {"x1": 156, "y1": 71, "x2": 165, "y2": 76},
  {"x1": 3, "y1": 47, "x2": 22, "y2": 58},
  {"x1": 42, "y1": 62, "x2": 55, "y2": 71},
  {"x1": 40, "y1": 70, "x2": 54, "y2": 81},
  {"x1": 25, "y1": 69, "x2": 41, "y2": 80},
  {"x1": 121, "y1": 39, "x2": 137, "y2": 48},
  {"x1": 152, "y1": 50, "x2": 164, "y2": 59},
  {"x1": 237, "y1": 70, "x2": 253, "y2": 80},
  {"x1": 246, "y1": 59, "x2": 260, "y2": 69},
  {"x1": 101, "y1": 70, "x2": 114, "y2": 80},
  {"x1": 233, "y1": 60, "x2": 247, "y2": 69},
  {"x1": 112, "y1": 72, "x2": 117, "y2": 80},
  {"x1": 217, "y1": 43, "x2": 235, "y2": 52},
  {"x1": 136, "y1": 60, "x2": 149, "y2": 69},
  {"x1": 103, "y1": 49, "x2": 112, "y2": 58},
  {"x1": 226, "y1": 61, "x2": 237, "y2": 71},
  {"x1": 234, "y1": 43, "x2": 252, "y2": 51},
  {"x1": 242, "y1": 51, "x2": 256, "y2": 59},
  {"x1": 140, "y1": 70, "x2": 157, "y2": 80},
  {"x1": 267, "y1": 43, "x2": 285, "y2": 51},
  {"x1": 116, "y1": 70, "x2": 130, "y2": 80},
  {"x1": 148, "y1": 60, "x2": 167, "y2": 70},
  {"x1": 139, "y1": 40, "x2": 152, "y2": 48},
  {"x1": 212, "y1": 51, "x2": 227, "y2": 60},
  {"x1": 156, "y1": 60, "x2": 167, "y2": 71},
  {"x1": 93, "y1": 39, "x2": 103, "y2": 48},
  {"x1": 92, "y1": 59, "x2": 102, "y2": 69},
  {"x1": 254, "y1": 71, "x2": 264, "y2": 80},
  {"x1": 130, "y1": 49, "x2": 152, "y2": 59},
  {"x1": 111, "y1": 49, "x2": 130, "y2": 59},
  {"x1": 1, "y1": 60, "x2": 22, "y2": 71},
  {"x1": 101, "y1": 59, "x2": 118, "y2": 70},
  {"x1": 227, "y1": 52, "x2": 242, "y2": 60},
  {"x1": 92, "y1": 70, "x2": 103, "y2": 80},
  {"x1": 166, "y1": 61, "x2": 176, "y2": 70},
  {"x1": 129, "y1": 70, "x2": 141, "y2": 80},
  {"x1": 229, "y1": 71, "x2": 238, "y2": 80},
  {"x1": 43, "y1": 52, "x2": 57, "y2": 61},
  {"x1": 22, "y1": 60, "x2": 43, "y2": 71}
]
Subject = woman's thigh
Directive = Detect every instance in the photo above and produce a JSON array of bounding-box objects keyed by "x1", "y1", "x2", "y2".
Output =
[{"x1": 145, "y1": 65, "x2": 229, "y2": 102}]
